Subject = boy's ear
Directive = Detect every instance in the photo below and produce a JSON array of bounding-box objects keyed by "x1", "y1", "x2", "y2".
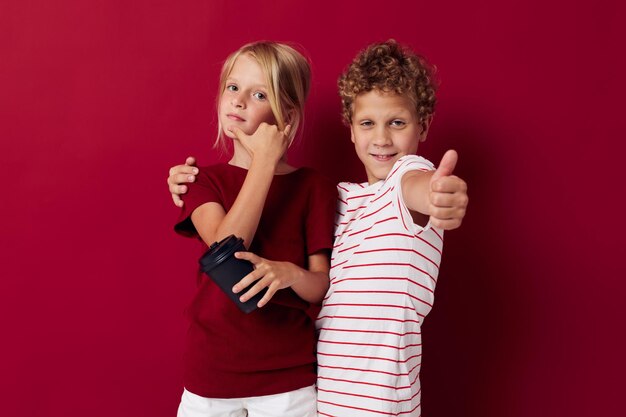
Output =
[
  {"x1": 350, "y1": 125, "x2": 356, "y2": 144},
  {"x1": 419, "y1": 115, "x2": 433, "y2": 142}
]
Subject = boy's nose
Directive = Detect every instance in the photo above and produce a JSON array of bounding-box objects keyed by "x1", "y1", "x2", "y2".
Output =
[{"x1": 372, "y1": 129, "x2": 392, "y2": 146}]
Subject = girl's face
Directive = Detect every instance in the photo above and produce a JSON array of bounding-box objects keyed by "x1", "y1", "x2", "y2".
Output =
[{"x1": 219, "y1": 54, "x2": 276, "y2": 139}]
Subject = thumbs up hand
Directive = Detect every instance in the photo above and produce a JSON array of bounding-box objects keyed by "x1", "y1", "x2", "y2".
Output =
[{"x1": 428, "y1": 150, "x2": 468, "y2": 230}]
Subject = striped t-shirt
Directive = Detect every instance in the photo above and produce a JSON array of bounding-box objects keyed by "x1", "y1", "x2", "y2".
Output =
[{"x1": 316, "y1": 155, "x2": 444, "y2": 416}]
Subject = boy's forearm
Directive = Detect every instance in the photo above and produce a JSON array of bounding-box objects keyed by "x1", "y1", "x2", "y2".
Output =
[{"x1": 401, "y1": 170, "x2": 434, "y2": 215}]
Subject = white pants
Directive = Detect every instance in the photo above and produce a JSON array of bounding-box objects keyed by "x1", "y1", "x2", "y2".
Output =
[{"x1": 177, "y1": 385, "x2": 317, "y2": 417}]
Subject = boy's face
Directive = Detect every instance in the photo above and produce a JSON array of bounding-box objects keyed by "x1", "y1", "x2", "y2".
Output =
[
  {"x1": 219, "y1": 53, "x2": 276, "y2": 139},
  {"x1": 350, "y1": 90, "x2": 429, "y2": 184}
]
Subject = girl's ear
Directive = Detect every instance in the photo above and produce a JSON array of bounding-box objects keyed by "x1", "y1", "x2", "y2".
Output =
[
  {"x1": 285, "y1": 108, "x2": 296, "y2": 125},
  {"x1": 284, "y1": 109, "x2": 298, "y2": 146}
]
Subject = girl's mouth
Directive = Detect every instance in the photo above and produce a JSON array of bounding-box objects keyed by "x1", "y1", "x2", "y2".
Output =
[{"x1": 227, "y1": 113, "x2": 245, "y2": 122}]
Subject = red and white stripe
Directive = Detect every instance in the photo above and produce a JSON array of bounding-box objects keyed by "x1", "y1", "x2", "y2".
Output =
[{"x1": 317, "y1": 155, "x2": 443, "y2": 416}]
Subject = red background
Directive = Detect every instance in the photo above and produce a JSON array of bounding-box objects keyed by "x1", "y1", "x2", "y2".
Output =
[{"x1": 1, "y1": 1, "x2": 624, "y2": 416}]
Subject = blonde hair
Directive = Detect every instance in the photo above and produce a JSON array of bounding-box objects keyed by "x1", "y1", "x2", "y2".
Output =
[{"x1": 215, "y1": 41, "x2": 311, "y2": 149}]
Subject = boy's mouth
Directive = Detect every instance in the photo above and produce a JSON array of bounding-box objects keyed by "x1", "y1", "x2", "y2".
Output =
[{"x1": 370, "y1": 153, "x2": 397, "y2": 162}]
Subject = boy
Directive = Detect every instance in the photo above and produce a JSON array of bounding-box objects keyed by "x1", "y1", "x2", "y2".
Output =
[
  {"x1": 315, "y1": 40, "x2": 468, "y2": 416},
  {"x1": 167, "y1": 40, "x2": 468, "y2": 416}
]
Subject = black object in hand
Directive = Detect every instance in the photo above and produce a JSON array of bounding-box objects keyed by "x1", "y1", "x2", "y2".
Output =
[{"x1": 199, "y1": 235, "x2": 267, "y2": 314}]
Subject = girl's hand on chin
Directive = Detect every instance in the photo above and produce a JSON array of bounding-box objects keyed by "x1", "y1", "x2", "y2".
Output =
[{"x1": 228, "y1": 123, "x2": 292, "y2": 166}]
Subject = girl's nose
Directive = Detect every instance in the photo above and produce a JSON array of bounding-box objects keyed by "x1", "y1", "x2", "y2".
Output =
[{"x1": 231, "y1": 96, "x2": 245, "y2": 108}]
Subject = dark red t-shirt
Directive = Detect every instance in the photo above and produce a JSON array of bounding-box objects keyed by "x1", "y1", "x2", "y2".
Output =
[{"x1": 174, "y1": 163, "x2": 337, "y2": 398}]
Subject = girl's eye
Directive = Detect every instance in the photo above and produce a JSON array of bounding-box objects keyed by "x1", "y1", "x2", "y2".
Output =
[
  {"x1": 226, "y1": 85, "x2": 238, "y2": 92},
  {"x1": 253, "y1": 91, "x2": 267, "y2": 100},
  {"x1": 390, "y1": 120, "x2": 406, "y2": 127},
  {"x1": 360, "y1": 120, "x2": 374, "y2": 127}
]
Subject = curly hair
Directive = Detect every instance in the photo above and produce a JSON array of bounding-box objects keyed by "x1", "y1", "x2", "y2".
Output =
[{"x1": 338, "y1": 40, "x2": 438, "y2": 125}]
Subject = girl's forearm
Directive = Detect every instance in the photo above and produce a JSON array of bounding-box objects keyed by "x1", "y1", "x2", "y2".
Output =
[
  {"x1": 290, "y1": 269, "x2": 330, "y2": 304},
  {"x1": 191, "y1": 159, "x2": 276, "y2": 249},
  {"x1": 214, "y1": 160, "x2": 276, "y2": 247}
]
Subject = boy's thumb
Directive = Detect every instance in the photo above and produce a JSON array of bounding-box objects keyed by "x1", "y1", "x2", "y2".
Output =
[{"x1": 432, "y1": 149, "x2": 458, "y2": 182}]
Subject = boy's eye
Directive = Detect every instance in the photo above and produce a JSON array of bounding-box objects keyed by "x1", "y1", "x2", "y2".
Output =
[
  {"x1": 226, "y1": 85, "x2": 238, "y2": 92},
  {"x1": 390, "y1": 120, "x2": 406, "y2": 127},
  {"x1": 359, "y1": 120, "x2": 374, "y2": 128},
  {"x1": 253, "y1": 91, "x2": 267, "y2": 100}
]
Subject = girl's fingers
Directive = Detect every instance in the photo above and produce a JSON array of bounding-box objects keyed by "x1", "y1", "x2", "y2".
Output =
[
  {"x1": 256, "y1": 282, "x2": 279, "y2": 308},
  {"x1": 239, "y1": 278, "x2": 271, "y2": 303},
  {"x1": 228, "y1": 126, "x2": 248, "y2": 143},
  {"x1": 232, "y1": 269, "x2": 262, "y2": 293},
  {"x1": 234, "y1": 251, "x2": 262, "y2": 264},
  {"x1": 232, "y1": 255, "x2": 266, "y2": 293},
  {"x1": 231, "y1": 253, "x2": 277, "y2": 304}
]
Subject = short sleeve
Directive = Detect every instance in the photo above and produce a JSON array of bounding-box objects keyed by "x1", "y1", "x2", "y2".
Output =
[
  {"x1": 174, "y1": 168, "x2": 224, "y2": 238},
  {"x1": 385, "y1": 155, "x2": 442, "y2": 236},
  {"x1": 305, "y1": 172, "x2": 338, "y2": 256}
]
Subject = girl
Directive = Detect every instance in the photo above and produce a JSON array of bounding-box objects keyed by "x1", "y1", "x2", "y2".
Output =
[{"x1": 173, "y1": 41, "x2": 336, "y2": 417}]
